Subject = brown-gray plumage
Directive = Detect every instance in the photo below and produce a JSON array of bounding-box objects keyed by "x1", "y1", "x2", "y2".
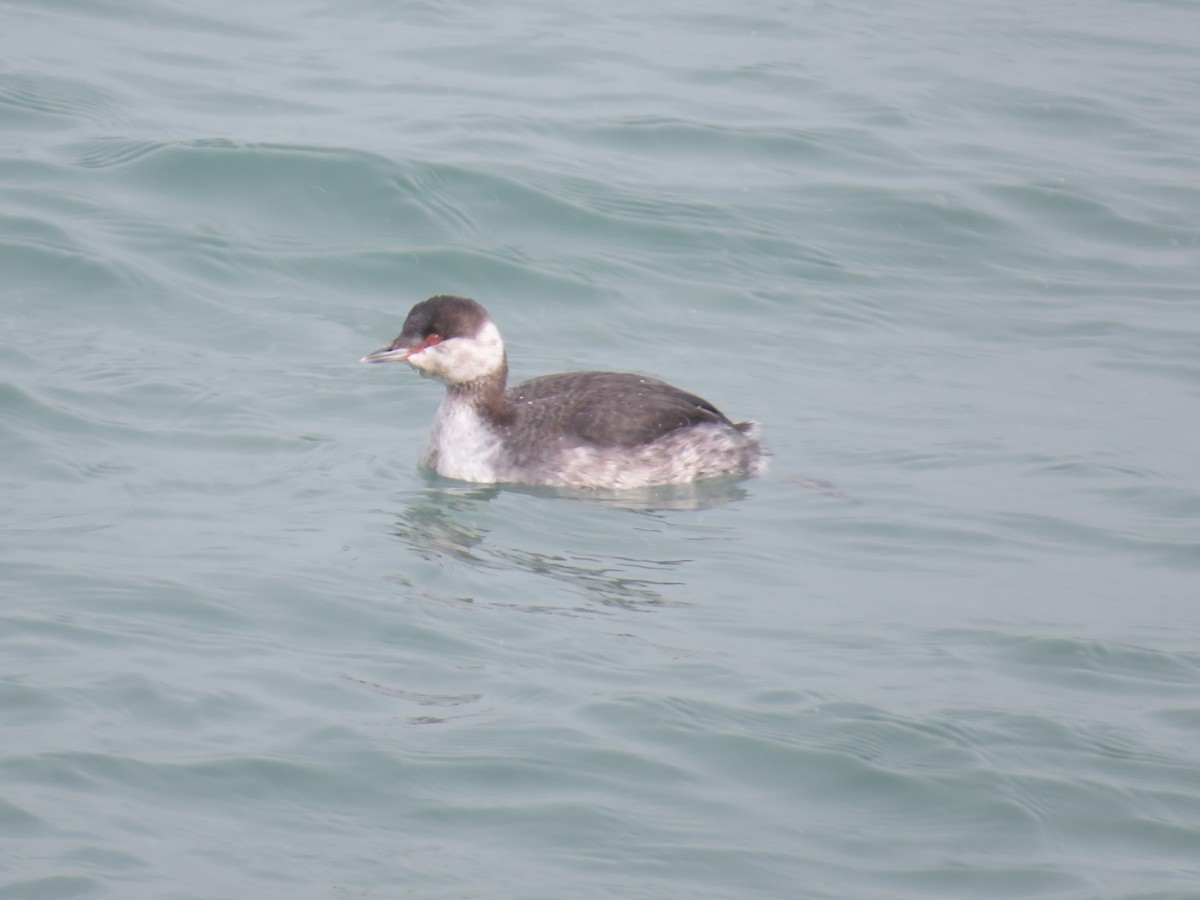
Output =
[{"x1": 362, "y1": 296, "x2": 766, "y2": 489}]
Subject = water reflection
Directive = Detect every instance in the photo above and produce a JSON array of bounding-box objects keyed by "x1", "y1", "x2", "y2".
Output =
[
  {"x1": 391, "y1": 485, "x2": 497, "y2": 563},
  {"x1": 385, "y1": 479, "x2": 749, "y2": 610},
  {"x1": 506, "y1": 479, "x2": 753, "y2": 511}
]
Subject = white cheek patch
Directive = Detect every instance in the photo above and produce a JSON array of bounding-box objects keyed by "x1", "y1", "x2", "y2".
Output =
[
  {"x1": 405, "y1": 349, "x2": 436, "y2": 377},
  {"x1": 411, "y1": 321, "x2": 505, "y2": 384}
]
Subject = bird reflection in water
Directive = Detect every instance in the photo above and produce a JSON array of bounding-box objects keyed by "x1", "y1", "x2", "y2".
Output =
[{"x1": 385, "y1": 479, "x2": 749, "y2": 611}]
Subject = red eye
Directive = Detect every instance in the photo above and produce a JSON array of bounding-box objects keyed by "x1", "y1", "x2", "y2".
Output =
[{"x1": 423, "y1": 334, "x2": 443, "y2": 348}]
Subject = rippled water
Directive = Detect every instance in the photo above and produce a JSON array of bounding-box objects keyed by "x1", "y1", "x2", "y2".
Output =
[{"x1": 3, "y1": 0, "x2": 1199, "y2": 897}]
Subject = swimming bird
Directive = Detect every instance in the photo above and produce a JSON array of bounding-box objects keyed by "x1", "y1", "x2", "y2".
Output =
[{"x1": 361, "y1": 296, "x2": 766, "y2": 489}]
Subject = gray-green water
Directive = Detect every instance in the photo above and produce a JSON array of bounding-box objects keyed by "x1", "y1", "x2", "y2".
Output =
[{"x1": 3, "y1": 1, "x2": 1199, "y2": 897}]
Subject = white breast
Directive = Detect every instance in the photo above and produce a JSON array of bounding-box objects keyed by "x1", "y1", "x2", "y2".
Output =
[{"x1": 423, "y1": 396, "x2": 505, "y2": 483}]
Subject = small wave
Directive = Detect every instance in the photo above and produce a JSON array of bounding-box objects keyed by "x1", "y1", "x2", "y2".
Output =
[
  {"x1": 0, "y1": 71, "x2": 123, "y2": 124},
  {"x1": 69, "y1": 137, "x2": 168, "y2": 169}
]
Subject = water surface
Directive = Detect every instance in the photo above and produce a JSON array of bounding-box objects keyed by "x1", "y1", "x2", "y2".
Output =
[{"x1": 2, "y1": 0, "x2": 1199, "y2": 897}]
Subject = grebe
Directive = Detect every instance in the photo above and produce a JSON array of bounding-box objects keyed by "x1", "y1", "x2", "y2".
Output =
[{"x1": 361, "y1": 296, "x2": 766, "y2": 489}]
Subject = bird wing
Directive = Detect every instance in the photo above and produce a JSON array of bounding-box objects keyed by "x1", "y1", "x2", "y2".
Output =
[{"x1": 506, "y1": 372, "x2": 733, "y2": 448}]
